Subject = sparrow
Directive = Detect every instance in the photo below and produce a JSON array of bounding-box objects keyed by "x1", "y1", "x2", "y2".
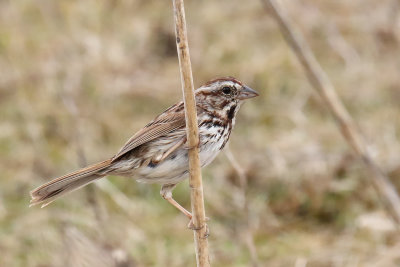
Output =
[{"x1": 30, "y1": 77, "x2": 259, "y2": 221}]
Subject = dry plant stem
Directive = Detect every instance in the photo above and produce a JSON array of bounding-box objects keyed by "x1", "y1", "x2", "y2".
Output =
[
  {"x1": 262, "y1": 0, "x2": 400, "y2": 224},
  {"x1": 172, "y1": 0, "x2": 210, "y2": 266},
  {"x1": 61, "y1": 93, "x2": 103, "y2": 224},
  {"x1": 62, "y1": 94, "x2": 138, "y2": 220},
  {"x1": 225, "y1": 147, "x2": 260, "y2": 267}
]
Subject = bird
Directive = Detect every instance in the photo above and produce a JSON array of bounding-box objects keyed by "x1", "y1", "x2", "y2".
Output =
[{"x1": 30, "y1": 77, "x2": 258, "y2": 222}]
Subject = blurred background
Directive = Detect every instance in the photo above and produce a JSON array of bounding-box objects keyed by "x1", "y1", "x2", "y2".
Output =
[{"x1": 1, "y1": 0, "x2": 400, "y2": 266}]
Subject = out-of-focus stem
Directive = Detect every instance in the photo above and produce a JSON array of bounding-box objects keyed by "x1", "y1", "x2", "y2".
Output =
[
  {"x1": 225, "y1": 147, "x2": 260, "y2": 267},
  {"x1": 261, "y1": 0, "x2": 400, "y2": 225}
]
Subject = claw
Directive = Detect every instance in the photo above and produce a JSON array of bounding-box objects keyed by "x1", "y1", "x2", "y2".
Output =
[
  {"x1": 187, "y1": 217, "x2": 210, "y2": 230},
  {"x1": 183, "y1": 140, "x2": 200, "y2": 150},
  {"x1": 187, "y1": 220, "x2": 210, "y2": 238}
]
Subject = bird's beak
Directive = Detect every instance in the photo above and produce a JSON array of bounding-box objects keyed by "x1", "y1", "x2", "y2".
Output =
[{"x1": 238, "y1": 85, "x2": 259, "y2": 100}]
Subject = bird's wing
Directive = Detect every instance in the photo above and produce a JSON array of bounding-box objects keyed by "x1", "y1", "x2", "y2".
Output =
[{"x1": 111, "y1": 102, "x2": 186, "y2": 162}]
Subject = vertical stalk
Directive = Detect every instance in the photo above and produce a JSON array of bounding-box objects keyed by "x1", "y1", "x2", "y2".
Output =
[{"x1": 172, "y1": 0, "x2": 211, "y2": 266}]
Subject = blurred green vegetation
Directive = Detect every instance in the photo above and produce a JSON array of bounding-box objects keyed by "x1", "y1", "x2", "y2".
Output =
[{"x1": 1, "y1": 0, "x2": 400, "y2": 266}]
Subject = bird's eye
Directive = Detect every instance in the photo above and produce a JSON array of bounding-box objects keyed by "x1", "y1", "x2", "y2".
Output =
[{"x1": 222, "y1": 86, "x2": 232, "y2": 95}]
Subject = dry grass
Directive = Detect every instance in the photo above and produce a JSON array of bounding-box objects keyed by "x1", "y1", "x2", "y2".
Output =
[{"x1": 1, "y1": 0, "x2": 400, "y2": 266}]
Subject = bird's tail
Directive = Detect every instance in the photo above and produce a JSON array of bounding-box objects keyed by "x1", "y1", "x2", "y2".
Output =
[{"x1": 30, "y1": 159, "x2": 112, "y2": 208}]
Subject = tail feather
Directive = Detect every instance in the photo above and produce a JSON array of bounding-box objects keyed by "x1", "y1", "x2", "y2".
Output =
[{"x1": 30, "y1": 159, "x2": 112, "y2": 207}]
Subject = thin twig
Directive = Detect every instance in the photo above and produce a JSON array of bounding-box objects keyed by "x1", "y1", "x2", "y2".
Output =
[
  {"x1": 225, "y1": 147, "x2": 260, "y2": 267},
  {"x1": 261, "y1": 0, "x2": 400, "y2": 225},
  {"x1": 61, "y1": 91, "x2": 103, "y2": 224},
  {"x1": 61, "y1": 86, "x2": 135, "y2": 265},
  {"x1": 172, "y1": 0, "x2": 210, "y2": 266}
]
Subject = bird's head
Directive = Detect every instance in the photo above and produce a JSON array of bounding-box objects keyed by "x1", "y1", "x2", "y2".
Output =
[{"x1": 196, "y1": 77, "x2": 258, "y2": 111}]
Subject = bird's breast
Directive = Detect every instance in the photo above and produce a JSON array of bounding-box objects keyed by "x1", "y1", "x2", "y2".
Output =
[{"x1": 198, "y1": 119, "x2": 232, "y2": 166}]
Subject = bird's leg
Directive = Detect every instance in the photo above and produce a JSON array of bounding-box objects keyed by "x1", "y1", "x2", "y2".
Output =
[
  {"x1": 160, "y1": 184, "x2": 192, "y2": 219},
  {"x1": 160, "y1": 184, "x2": 210, "y2": 230}
]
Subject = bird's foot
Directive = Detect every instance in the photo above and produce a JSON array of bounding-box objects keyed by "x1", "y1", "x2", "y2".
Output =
[{"x1": 187, "y1": 217, "x2": 210, "y2": 232}]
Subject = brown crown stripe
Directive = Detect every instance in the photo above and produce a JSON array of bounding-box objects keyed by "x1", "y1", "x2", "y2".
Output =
[{"x1": 204, "y1": 76, "x2": 243, "y2": 86}]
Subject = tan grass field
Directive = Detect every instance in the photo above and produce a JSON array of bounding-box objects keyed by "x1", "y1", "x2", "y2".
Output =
[{"x1": 1, "y1": 0, "x2": 400, "y2": 266}]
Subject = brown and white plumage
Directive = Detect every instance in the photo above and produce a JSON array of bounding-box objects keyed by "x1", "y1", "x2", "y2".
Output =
[{"x1": 30, "y1": 77, "x2": 258, "y2": 217}]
